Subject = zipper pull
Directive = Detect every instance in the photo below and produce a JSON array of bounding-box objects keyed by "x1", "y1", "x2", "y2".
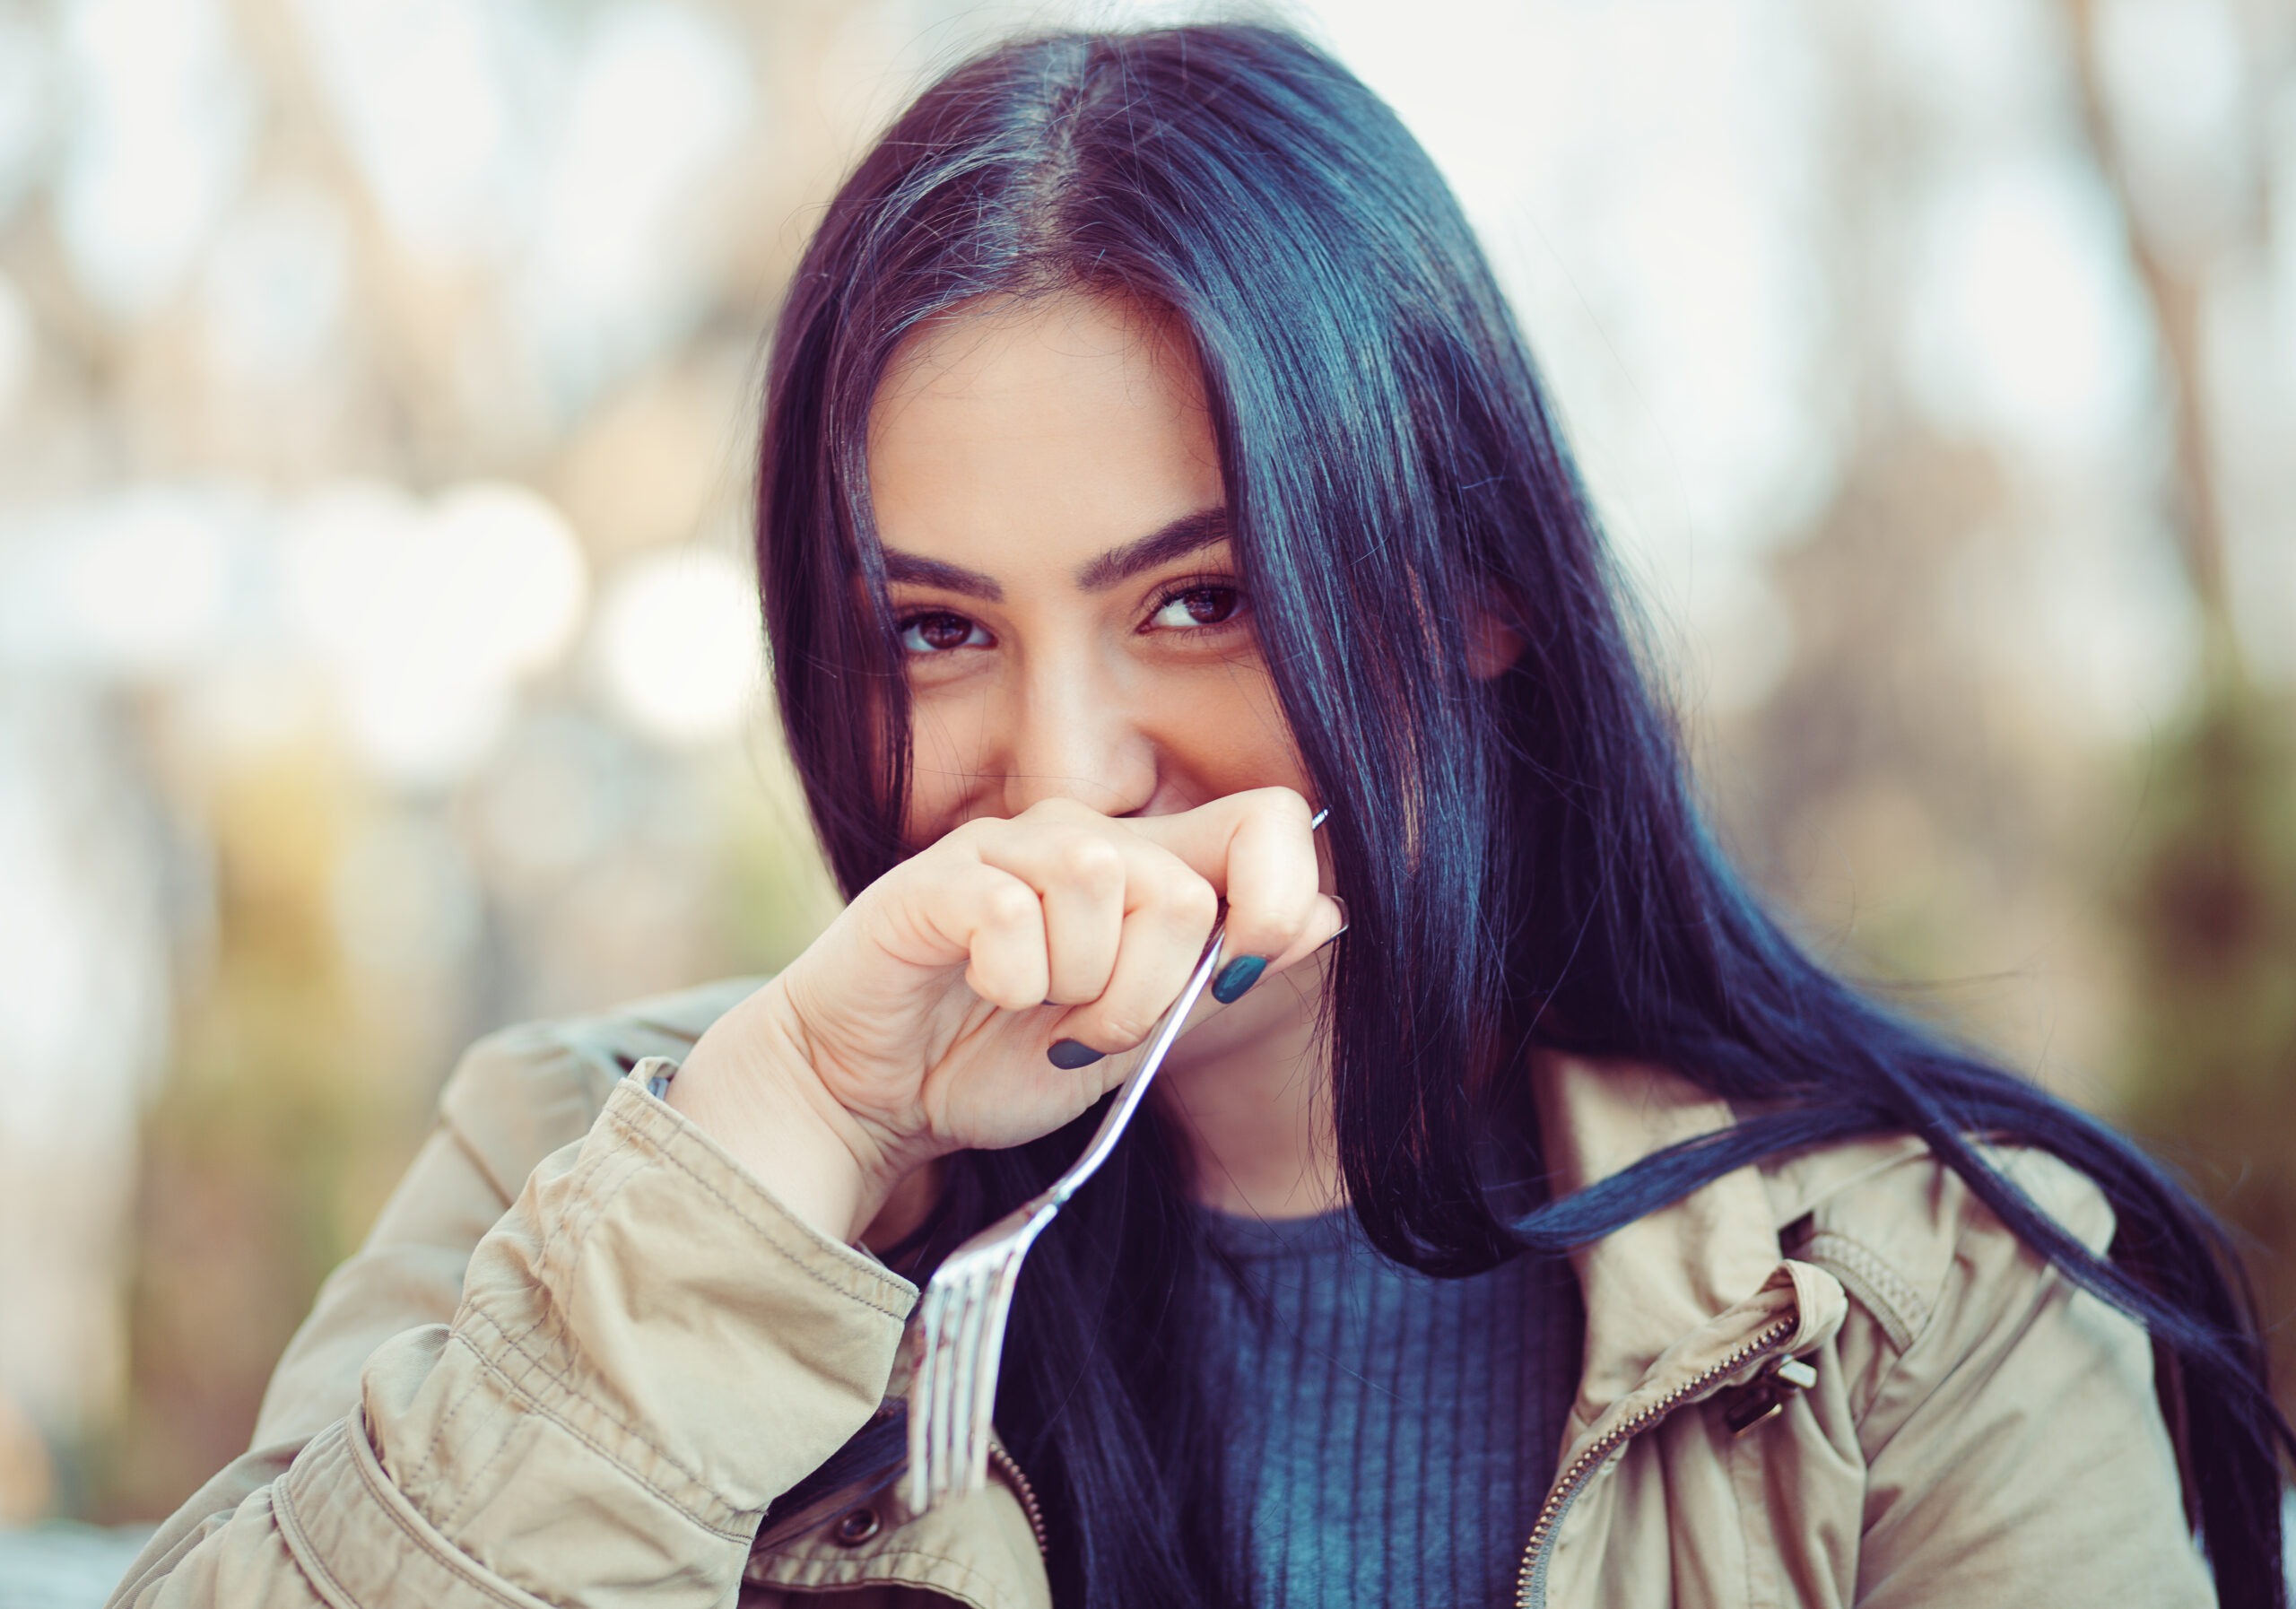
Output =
[{"x1": 1721, "y1": 1355, "x2": 1818, "y2": 1437}]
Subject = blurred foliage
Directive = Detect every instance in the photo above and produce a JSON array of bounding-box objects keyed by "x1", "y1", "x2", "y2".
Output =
[
  {"x1": 88, "y1": 752, "x2": 404, "y2": 1521},
  {"x1": 2118, "y1": 679, "x2": 2296, "y2": 1418}
]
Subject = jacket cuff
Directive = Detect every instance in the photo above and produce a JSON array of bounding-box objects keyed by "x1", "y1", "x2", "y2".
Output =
[{"x1": 365, "y1": 1069, "x2": 918, "y2": 1598}]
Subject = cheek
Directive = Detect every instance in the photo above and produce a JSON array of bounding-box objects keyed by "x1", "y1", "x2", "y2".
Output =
[{"x1": 1148, "y1": 658, "x2": 1312, "y2": 796}]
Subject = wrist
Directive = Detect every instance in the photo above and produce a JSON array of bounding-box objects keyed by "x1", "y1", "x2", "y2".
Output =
[{"x1": 664, "y1": 984, "x2": 896, "y2": 1243}]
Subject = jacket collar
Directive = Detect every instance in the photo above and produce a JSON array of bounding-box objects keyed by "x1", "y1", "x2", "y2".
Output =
[
  {"x1": 1530, "y1": 1048, "x2": 1935, "y2": 1450},
  {"x1": 1531, "y1": 1049, "x2": 1788, "y2": 1435}
]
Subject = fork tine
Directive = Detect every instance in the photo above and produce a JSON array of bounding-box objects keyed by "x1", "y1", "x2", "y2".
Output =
[
  {"x1": 967, "y1": 1254, "x2": 1024, "y2": 1492},
  {"x1": 945, "y1": 1269, "x2": 993, "y2": 1500},
  {"x1": 920, "y1": 1274, "x2": 967, "y2": 1508},
  {"x1": 961, "y1": 1262, "x2": 1005, "y2": 1494},
  {"x1": 946, "y1": 1273, "x2": 990, "y2": 1498},
  {"x1": 927, "y1": 1276, "x2": 965, "y2": 1504},
  {"x1": 961, "y1": 1268, "x2": 1007, "y2": 1495},
  {"x1": 905, "y1": 1287, "x2": 942, "y2": 1512},
  {"x1": 928, "y1": 1279, "x2": 965, "y2": 1504}
]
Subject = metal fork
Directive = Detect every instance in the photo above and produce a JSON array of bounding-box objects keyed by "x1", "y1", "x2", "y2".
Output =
[
  {"x1": 903, "y1": 808, "x2": 1327, "y2": 1515},
  {"x1": 902, "y1": 916, "x2": 1225, "y2": 1515}
]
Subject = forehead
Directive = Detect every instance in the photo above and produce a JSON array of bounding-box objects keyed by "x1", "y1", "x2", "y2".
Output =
[{"x1": 865, "y1": 291, "x2": 1223, "y2": 571}]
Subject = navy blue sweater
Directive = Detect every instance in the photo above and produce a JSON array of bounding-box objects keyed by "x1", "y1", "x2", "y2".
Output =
[{"x1": 1191, "y1": 1202, "x2": 1584, "y2": 1607}]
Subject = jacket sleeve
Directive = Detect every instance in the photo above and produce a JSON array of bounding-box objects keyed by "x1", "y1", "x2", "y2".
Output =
[
  {"x1": 105, "y1": 1028, "x2": 918, "y2": 1609},
  {"x1": 1845, "y1": 1145, "x2": 2215, "y2": 1609}
]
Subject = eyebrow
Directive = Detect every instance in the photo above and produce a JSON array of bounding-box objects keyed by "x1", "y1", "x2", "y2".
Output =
[
  {"x1": 878, "y1": 506, "x2": 1230, "y2": 603},
  {"x1": 1074, "y1": 507, "x2": 1229, "y2": 591},
  {"x1": 878, "y1": 550, "x2": 1004, "y2": 601}
]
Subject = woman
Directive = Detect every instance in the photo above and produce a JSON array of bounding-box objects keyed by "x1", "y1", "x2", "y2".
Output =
[{"x1": 110, "y1": 22, "x2": 2284, "y2": 1609}]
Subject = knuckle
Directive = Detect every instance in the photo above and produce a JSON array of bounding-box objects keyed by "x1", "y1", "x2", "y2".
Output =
[
  {"x1": 1053, "y1": 835, "x2": 1125, "y2": 891},
  {"x1": 1248, "y1": 785, "x2": 1311, "y2": 823},
  {"x1": 981, "y1": 883, "x2": 1039, "y2": 929},
  {"x1": 1167, "y1": 875, "x2": 1219, "y2": 930}
]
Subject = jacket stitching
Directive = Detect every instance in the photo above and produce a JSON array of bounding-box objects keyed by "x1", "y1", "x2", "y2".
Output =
[
  {"x1": 270, "y1": 1475, "x2": 361, "y2": 1609},
  {"x1": 1801, "y1": 1230, "x2": 1927, "y2": 1354},
  {"x1": 1819, "y1": 1231, "x2": 1929, "y2": 1334},
  {"x1": 755, "y1": 1544, "x2": 1013, "y2": 1609},
  {"x1": 451, "y1": 1085, "x2": 902, "y2": 1524},
  {"x1": 530, "y1": 1120, "x2": 648, "y2": 1334},
  {"x1": 429, "y1": 1343, "x2": 533, "y2": 1541},
  {"x1": 1842, "y1": 1174, "x2": 2006, "y2": 1465},
  {"x1": 478, "y1": 1187, "x2": 698, "y2": 1527},
  {"x1": 338, "y1": 1418, "x2": 547, "y2": 1609},
  {"x1": 505, "y1": 1118, "x2": 669, "y2": 1428},
  {"x1": 286, "y1": 1418, "x2": 545, "y2": 1609},
  {"x1": 604, "y1": 1091, "x2": 914, "y2": 1316},
  {"x1": 446, "y1": 1314, "x2": 754, "y2": 1540},
  {"x1": 453, "y1": 1301, "x2": 686, "y2": 1510},
  {"x1": 413, "y1": 1340, "x2": 496, "y2": 1533},
  {"x1": 429, "y1": 1125, "x2": 647, "y2": 1524}
]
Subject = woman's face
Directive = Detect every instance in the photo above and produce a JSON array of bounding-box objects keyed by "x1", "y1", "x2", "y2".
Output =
[{"x1": 867, "y1": 290, "x2": 1314, "y2": 842}]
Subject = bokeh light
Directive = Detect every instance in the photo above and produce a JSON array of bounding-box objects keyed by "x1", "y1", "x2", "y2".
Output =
[{"x1": 595, "y1": 547, "x2": 762, "y2": 747}]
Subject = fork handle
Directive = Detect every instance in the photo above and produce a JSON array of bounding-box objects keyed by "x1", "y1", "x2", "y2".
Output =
[
  {"x1": 1039, "y1": 917, "x2": 1227, "y2": 1211},
  {"x1": 1034, "y1": 804, "x2": 1326, "y2": 1212}
]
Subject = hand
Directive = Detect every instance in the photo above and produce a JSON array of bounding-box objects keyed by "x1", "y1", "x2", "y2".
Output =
[{"x1": 665, "y1": 789, "x2": 1344, "y2": 1241}]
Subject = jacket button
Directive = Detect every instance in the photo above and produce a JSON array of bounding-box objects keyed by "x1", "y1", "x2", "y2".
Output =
[{"x1": 832, "y1": 1508, "x2": 881, "y2": 1545}]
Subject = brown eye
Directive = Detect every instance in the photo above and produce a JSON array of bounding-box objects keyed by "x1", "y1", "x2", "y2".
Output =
[
  {"x1": 1148, "y1": 586, "x2": 1246, "y2": 630},
  {"x1": 898, "y1": 612, "x2": 991, "y2": 653}
]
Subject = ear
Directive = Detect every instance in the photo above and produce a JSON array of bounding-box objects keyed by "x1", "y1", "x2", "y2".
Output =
[{"x1": 1467, "y1": 603, "x2": 1525, "y2": 681}]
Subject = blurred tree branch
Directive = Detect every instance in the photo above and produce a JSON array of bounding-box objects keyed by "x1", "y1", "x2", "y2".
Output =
[
  {"x1": 2063, "y1": 0, "x2": 2296, "y2": 1431},
  {"x1": 2060, "y1": 0, "x2": 2240, "y2": 679}
]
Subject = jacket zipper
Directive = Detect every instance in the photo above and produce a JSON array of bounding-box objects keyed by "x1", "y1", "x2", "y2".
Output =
[
  {"x1": 1513, "y1": 1316, "x2": 1798, "y2": 1609},
  {"x1": 985, "y1": 1439, "x2": 1050, "y2": 1558}
]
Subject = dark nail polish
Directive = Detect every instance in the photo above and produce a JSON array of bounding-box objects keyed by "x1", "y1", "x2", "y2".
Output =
[
  {"x1": 1212, "y1": 954, "x2": 1268, "y2": 1005},
  {"x1": 1048, "y1": 1039, "x2": 1106, "y2": 1069}
]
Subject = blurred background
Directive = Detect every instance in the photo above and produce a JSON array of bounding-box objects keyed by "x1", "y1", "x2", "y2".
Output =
[{"x1": 0, "y1": 0, "x2": 2291, "y2": 1592}]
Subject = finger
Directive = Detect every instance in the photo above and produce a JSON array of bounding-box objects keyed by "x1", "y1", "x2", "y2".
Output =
[
  {"x1": 1209, "y1": 792, "x2": 1326, "y2": 1002},
  {"x1": 1264, "y1": 891, "x2": 1347, "y2": 973},
  {"x1": 962, "y1": 821, "x2": 1130, "y2": 1006},
  {"x1": 922, "y1": 862, "x2": 1049, "y2": 1012},
  {"x1": 1048, "y1": 848, "x2": 1219, "y2": 1057},
  {"x1": 1116, "y1": 786, "x2": 1318, "y2": 896}
]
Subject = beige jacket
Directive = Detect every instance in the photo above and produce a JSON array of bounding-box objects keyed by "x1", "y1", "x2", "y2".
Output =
[{"x1": 108, "y1": 977, "x2": 2213, "y2": 1609}]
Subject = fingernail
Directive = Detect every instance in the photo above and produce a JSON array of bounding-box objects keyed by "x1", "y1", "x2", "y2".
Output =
[
  {"x1": 1048, "y1": 1039, "x2": 1106, "y2": 1069},
  {"x1": 1212, "y1": 954, "x2": 1268, "y2": 1004}
]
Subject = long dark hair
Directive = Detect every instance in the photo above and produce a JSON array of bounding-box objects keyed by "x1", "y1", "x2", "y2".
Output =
[{"x1": 753, "y1": 22, "x2": 2289, "y2": 1606}]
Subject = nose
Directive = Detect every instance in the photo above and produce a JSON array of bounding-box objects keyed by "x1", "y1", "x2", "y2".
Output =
[{"x1": 998, "y1": 653, "x2": 1158, "y2": 819}]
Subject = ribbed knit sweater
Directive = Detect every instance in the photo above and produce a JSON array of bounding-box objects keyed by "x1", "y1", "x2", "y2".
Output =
[{"x1": 1190, "y1": 1202, "x2": 1584, "y2": 1608}]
